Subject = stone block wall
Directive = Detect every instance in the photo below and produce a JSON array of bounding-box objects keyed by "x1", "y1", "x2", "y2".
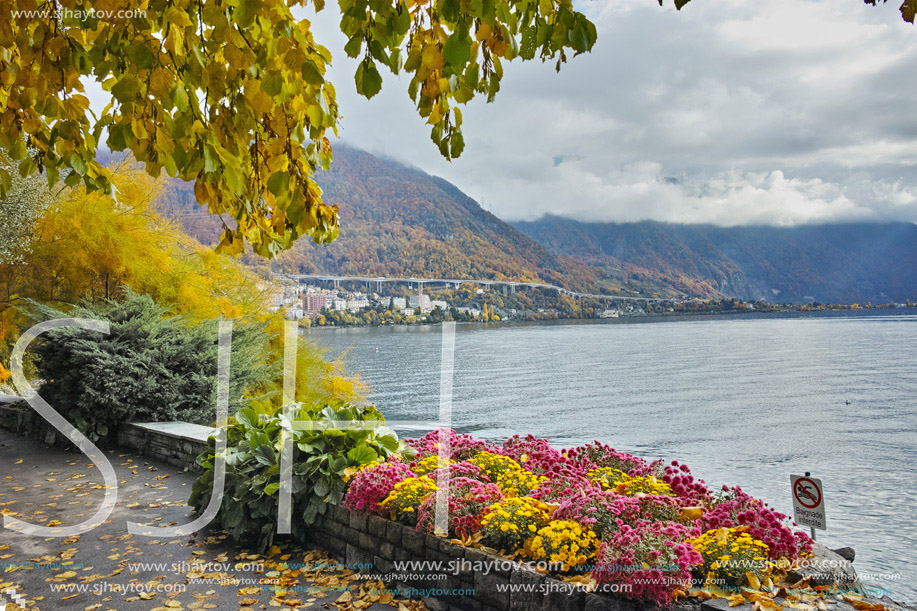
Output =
[
  {"x1": 117, "y1": 422, "x2": 215, "y2": 471},
  {"x1": 307, "y1": 503, "x2": 646, "y2": 611},
  {"x1": 0, "y1": 404, "x2": 67, "y2": 446},
  {"x1": 0, "y1": 407, "x2": 211, "y2": 471}
]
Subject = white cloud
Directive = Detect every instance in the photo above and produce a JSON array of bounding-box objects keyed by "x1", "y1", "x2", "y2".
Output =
[
  {"x1": 77, "y1": 0, "x2": 917, "y2": 227},
  {"x1": 313, "y1": 0, "x2": 917, "y2": 226}
]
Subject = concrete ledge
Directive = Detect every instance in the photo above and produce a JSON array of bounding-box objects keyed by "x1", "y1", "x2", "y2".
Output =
[
  {"x1": 117, "y1": 422, "x2": 215, "y2": 471},
  {"x1": 126, "y1": 421, "x2": 217, "y2": 443}
]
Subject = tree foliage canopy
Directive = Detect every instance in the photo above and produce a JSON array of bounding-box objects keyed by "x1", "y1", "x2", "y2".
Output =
[
  {"x1": 0, "y1": 161, "x2": 365, "y2": 409},
  {"x1": 0, "y1": 0, "x2": 597, "y2": 257}
]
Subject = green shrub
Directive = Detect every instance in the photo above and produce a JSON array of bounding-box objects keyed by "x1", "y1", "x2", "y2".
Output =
[
  {"x1": 189, "y1": 402, "x2": 412, "y2": 551},
  {"x1": 27, "y1": 290, "x2": 276, "y2": 443}
]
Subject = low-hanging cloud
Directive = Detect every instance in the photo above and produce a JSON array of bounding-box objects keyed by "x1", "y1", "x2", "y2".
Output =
[{"x1": 315, "y1": 0, "x2": 917, "y2": 226}]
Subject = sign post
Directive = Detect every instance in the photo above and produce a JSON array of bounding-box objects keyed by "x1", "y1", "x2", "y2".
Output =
[{"x1": 791, "y1": 472, "x2": 826, "y2": 539}]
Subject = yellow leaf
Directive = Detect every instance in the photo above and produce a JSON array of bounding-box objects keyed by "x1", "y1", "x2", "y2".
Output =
[
  {"x1": 421, "y1": 45, "x2": 444, "y2": 70},
  {"x1": 747, "y1": 572, "x2": 761, "y2": 590}
]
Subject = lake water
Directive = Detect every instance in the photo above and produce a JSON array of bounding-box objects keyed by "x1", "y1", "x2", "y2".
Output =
[{"x1": 307, "y1": 310, "x2": 917, "y2": 602}]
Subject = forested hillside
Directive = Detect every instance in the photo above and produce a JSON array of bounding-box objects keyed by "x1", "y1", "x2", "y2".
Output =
[{"x1": 513, "y1": 216, "x2": 917, "y2": 304}]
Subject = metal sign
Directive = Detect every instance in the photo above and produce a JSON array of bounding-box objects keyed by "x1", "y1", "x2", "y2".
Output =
[{"x1": 791, "y1": 473, "x2": 826, "y2": 531}]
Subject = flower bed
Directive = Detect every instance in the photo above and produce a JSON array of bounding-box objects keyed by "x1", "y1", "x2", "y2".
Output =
[{"x1": 343, "y1": 430, "x2": 815, "y2": 607}]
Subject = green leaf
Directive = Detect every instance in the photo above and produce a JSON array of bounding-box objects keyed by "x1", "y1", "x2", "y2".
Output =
[
  {"x1": 377, "y1": 433, "x2": 400, "y2": 452},
  {"x1": 235, "y1": 0, "x2": 261, "y2": 27},
  {"x1": 301, "y1": 60, "x2": 325, "y2": 85},
  {"x1": 126, "y1": 43, "x2": 158, "y2": 70},
  {"x1": 267, "y1": 171, "x2": 290, "y2": 196},
  {"x1": 262, "y1": 70, "x2": 283, "y2": 97},
  {"x1": 296, "y1": 439, "x2": 324, "y2": 453},
  {"x1": 171, "y1": 85, "x2": 189, "y2": 112},
  {"x1": 313, "y1": 479, "x2": 329, "y2": 497},
  {"x1": 441, "y1": 0, "x2": 460, "y2": 21},
  {"x1": 203, "y1": 147, "x2": 218, "y2": 173},
  {"x1": 346, "y1": 444, "x2": 378, "y2": 466},
  {"x1": 354, "y1": 60, "x2": 383, "y2": 99},
  {"x1": 443, "y1": 31, "x2": 472, "y2": 67},
  {"x1": 236, "y1": 408, "x2": 258, "y2": 428},
  {"x1": 344, "y1": 33, "x2": 363, "y2": 58},
  {"x1": 404, "y1": 48, "x2": 422, "y2": 72},
  {"x1": 107, "y1": 124, "x2": 128, "y2": 150},
  {"x1": 111, "y1": 76, "x2": 140, "y2": 102}
]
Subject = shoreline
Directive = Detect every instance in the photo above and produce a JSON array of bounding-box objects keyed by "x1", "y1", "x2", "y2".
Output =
[{"x1": 303, "y1": 306, "x2": 917, "y2": 332}]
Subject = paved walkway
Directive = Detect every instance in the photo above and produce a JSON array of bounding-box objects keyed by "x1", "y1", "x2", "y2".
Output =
[{"x1": 0, "y1": 429, "x2": 420, "y2": 611}]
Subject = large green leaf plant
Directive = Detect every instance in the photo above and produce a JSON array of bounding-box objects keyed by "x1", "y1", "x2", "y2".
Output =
[{"x1": 190, "y1": 401, "x2": 414, "y2": 551}]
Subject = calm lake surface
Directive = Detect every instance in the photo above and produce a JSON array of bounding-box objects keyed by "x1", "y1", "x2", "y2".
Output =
[{"x1": 308, "y1": 310, "x2": 917, "y2": 602}]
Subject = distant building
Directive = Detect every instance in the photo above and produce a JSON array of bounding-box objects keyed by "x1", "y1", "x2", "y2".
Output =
[
  {"x1": 599, "y1": 309, "x2": 621, "y2": 318},
  {"x1": 347, "y1": 297, "x2": 369, "y2": 312},
  {"x1": 400, "y1": 308, "x2": 415, "y2": 316},
  {"x1": 391, "y1": 297, "x2": 407, "y2": 309},
  {"x1": 332, "y1": 298, "x2": 347, "y2": 311},
  {"x1": 302, "y1": 293, "x2": 327, "y2": 316},
  {"x1": 409, "y1": 294, "x2": 432, "y2": 312},
  {"x1": 431, "y1": 300, "x2": 448, "y2": 311},
  {"x1": 285, "y1": 306, "x2": 304, "y2": 320}
]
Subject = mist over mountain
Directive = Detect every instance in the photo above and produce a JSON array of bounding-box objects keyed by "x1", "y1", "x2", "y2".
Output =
[{"x1": 512, "y1": 216, "x2": 917, "y2": 304}]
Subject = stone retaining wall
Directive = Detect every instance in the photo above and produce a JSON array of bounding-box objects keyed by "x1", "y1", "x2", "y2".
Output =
[
  {"x1": 117, "y1": 421, "x2": 216, "y2": 471},
  {"x1": 306, "y1": 503, "x2": 653, "y2": 611},
  {"x1": 0, "y1": 405, "x2": 212, "y2": 472},
  {"x1": 0, "y1": 403, "x2": 66, "y2": 446}
]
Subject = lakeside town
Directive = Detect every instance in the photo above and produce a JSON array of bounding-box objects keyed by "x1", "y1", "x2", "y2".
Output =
[{"x1": 270, "y1": 279, "x2": 917, "y2": 327}]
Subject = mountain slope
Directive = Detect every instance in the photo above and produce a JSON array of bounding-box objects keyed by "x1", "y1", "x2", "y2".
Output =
[
  {"x1": 274, "y1": 146, "x2": 611, "y2": 291},
  {"x1": 157, "y1": 144, "x2": 917, "y2": 304},
  {"x1": 512, "y1": 216, "x2": 917, "y2": 304}
]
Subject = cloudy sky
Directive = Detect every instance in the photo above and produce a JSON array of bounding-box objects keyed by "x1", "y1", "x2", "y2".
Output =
[{"x1": 308, "y1": 0, "x2": 917, "y2": 226}]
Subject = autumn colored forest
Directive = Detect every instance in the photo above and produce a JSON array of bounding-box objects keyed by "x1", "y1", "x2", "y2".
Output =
[{"x1": 0, "y1": 159, "x2": 361, "y2": 405}]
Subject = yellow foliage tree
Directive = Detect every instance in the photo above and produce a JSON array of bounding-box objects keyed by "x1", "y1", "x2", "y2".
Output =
[
  {"x1": 0, "y1": 0, "x2": 601, "y2": 256},
  {"x1": 0, "y1": 160, "x2": 363, "y2": 408}
]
